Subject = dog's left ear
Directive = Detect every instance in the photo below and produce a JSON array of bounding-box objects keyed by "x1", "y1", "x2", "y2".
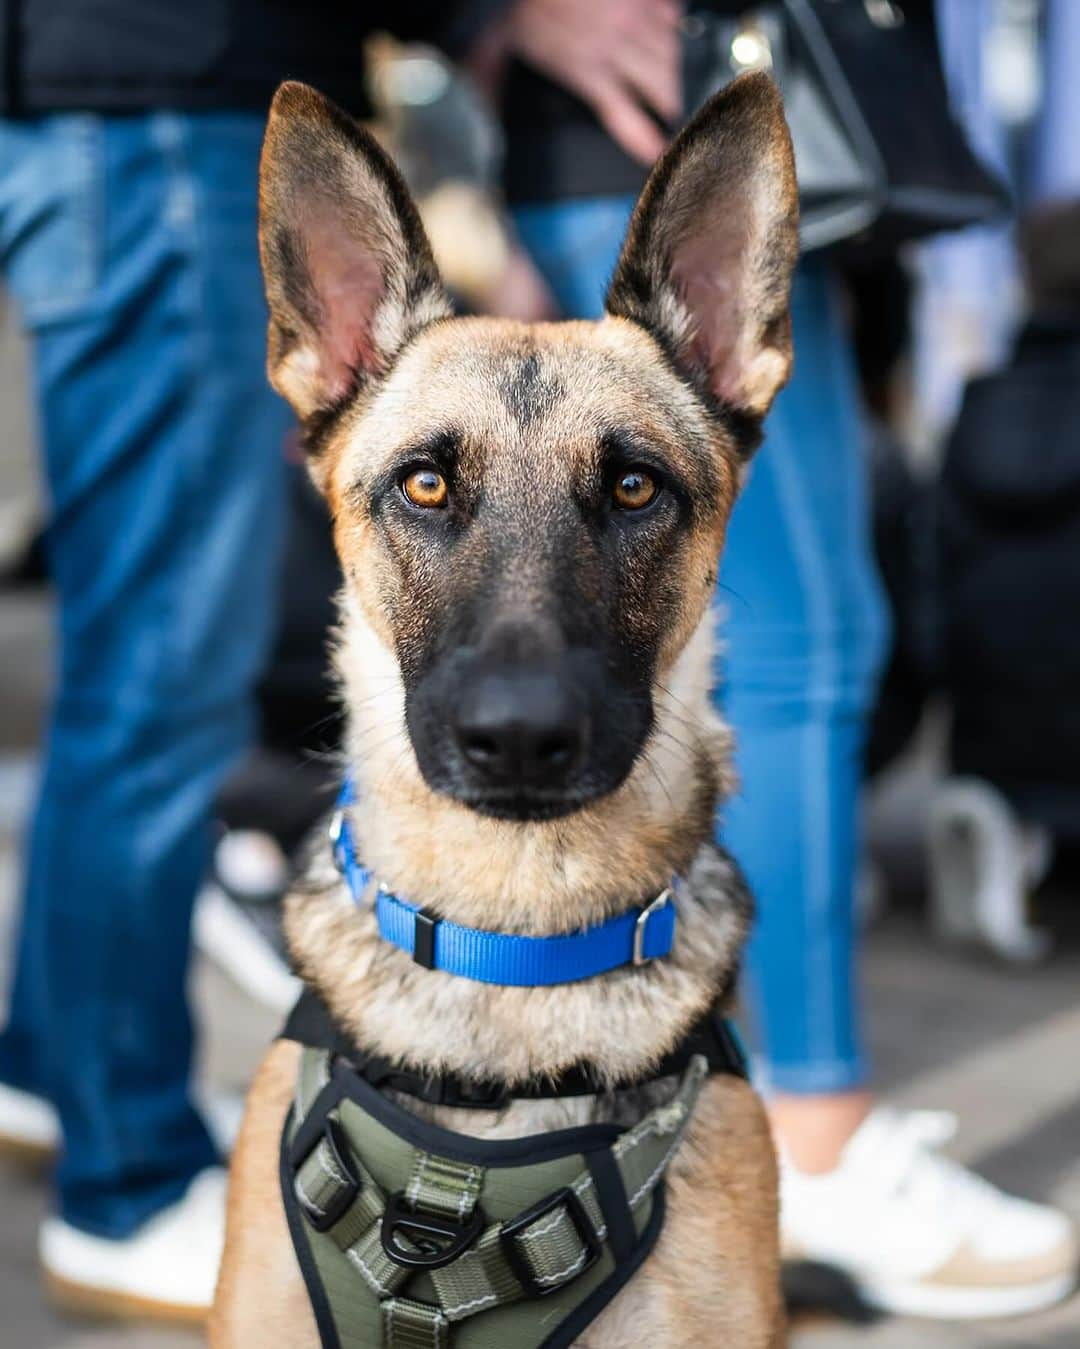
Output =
[
  {"x1": 606, "y1": 73, "x2": 799, "y2": 428},
  {"x1": 258, "y1": 81, "x2": 451, "y2": 422}
]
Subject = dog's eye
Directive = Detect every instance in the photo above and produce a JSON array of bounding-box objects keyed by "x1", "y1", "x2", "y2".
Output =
[
  {"x1": 402, "y1": 468, "x2": 449, "y2": 509},
  {"x1": 612, "y1": 468, "x2": 658, "y2": 511}
]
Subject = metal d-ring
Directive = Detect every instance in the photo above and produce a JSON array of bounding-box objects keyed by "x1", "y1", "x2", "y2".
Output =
[{"x1": 633, "y1": 887, "x2": 674, "y2": 966}]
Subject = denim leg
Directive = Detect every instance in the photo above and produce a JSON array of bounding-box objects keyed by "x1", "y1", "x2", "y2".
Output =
[
  {"x1": 0, "y1": 113, "x2": 289, "y2": 1236},
  {"x1": 513, "y1": 200, "x2": 888, "y2": 1093},
  {"x1": 718, "y1": 267, "x2": 889, "y2": 1093},
  {"x1": 513, "y1": 197, "x2": 640, "y2": 319}
]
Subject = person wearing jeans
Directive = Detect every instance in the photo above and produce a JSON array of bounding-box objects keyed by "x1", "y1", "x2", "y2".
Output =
[
  {"x1": 0, "y1": 0, "x2": 485, "y2": 1321},
  {"x1": 497, "y1": 0, "x2": 1077, "y2": 1319},
  {"x1": 0, "y1": 108, "x2": 289, "y2": 1312},
  {"x1": 513, "y1": 202, "x2": 884, "y2": 1098}
]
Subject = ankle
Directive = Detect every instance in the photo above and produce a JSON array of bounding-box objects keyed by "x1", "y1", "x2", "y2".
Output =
[{"x1": 769, "y1": 1090, "x2": 874, "y2": 1175}]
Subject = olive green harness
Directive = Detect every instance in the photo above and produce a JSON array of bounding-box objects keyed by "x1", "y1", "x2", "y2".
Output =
[{"x1": 280, "y1": 1002, "x2": 745, "y2": 1348}]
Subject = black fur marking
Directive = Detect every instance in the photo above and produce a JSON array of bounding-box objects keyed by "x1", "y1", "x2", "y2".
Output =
[
  {"x1": 719, "y1": 404, "x2": 764, "y2": 459},
  {"x1": 302, "y1": 392, "x2": 356, "y2": 460},
  {"x1": 498, "y1": 351, "x2": 565, "y2": 429}
]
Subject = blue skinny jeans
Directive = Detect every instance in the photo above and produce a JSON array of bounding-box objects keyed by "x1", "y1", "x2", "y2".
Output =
[
  {"x1": 0, "y1": 113, "x2": 289, "y2": 1236},
  {"x1": 514, "y1": 198, "x2": 889, "y2": 1094}
]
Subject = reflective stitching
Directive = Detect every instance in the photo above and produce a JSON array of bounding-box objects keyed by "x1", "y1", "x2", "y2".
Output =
[
  {"x1": 455, "y1": 1166, "x2": 480, "y2": 1218},
  {"x1": 517, "y1": 1207, "x2": 570, "y2": 1242},
  {"x1": 572, "y1": 1176, "x2": 607, "y2": 1240},
  {"x1": 627, "y1": 1130, "x2": 685, "y2": 1209},
  {"x1": 316, "y1": 1141, "x2": 350, "y2": 1190},
  {"x1": 346, "y1": 1243, "x2": 396, "y2": 1298},
  {"x1": 535, "y1": 1247, "x2": 591, "y2": 1286},
  {"x1": 440, "y1": 1287, "x2": 499, "y2": 1318},
  {"x1": 293, "y1": 1174, "x2": 318, "y2": 1213},
  {"x1": 407, "y1": 1155, "x2": 426, "y2": 1207}
]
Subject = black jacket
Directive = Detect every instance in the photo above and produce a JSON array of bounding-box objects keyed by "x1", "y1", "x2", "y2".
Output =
[
  {"x1": 937, "y1": 314, "x2": 1080, "y2": 833},
  {"x1": 0, "y1": 0, "x2": 503, "y2": 117}
]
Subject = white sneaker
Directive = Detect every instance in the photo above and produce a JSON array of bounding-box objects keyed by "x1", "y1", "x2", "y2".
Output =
[
  {"x1": 781, "y1": 1106, "x2": 1078, "y2": 1320},
  {"x1": 40, "y1": 1166, "x2": 226, "y2": 1324},
  {"x1": 0, "y1": 1081, "x2": 242, "y2": 1160},
  {"x1": 194, "y1": 829, "x2": 300, "y2": 1014},
  {"x1": 0, "y1": 1080, "x2": 60, "y2": 1161}
]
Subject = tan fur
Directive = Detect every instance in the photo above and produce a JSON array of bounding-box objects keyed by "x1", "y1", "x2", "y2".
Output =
[
  {"x1": 211, "y1": 1042, "x2": 320, "y2": 1347},
  {"x1": 216, "y1": 72, "x2": 799, "y2": 1347}
]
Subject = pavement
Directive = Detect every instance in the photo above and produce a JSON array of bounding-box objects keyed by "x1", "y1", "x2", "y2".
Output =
[{"x1": 2, "y1": 305, "x2": 1079, "y2": 1349}]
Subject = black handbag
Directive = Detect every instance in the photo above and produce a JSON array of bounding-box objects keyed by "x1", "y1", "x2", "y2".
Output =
[{"x1": 683, "y1": 0, "x2": 1010, "y2": 254}]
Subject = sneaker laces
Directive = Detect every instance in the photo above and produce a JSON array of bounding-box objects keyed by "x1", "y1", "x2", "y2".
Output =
[{"x1": 860, "y1": 1109, "x2": 1002, "y2": 1227}]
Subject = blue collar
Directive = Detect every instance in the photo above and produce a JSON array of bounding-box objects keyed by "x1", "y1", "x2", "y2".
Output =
[{"x1": 329, "y1": 779, "x2": 678, "y2": 987}]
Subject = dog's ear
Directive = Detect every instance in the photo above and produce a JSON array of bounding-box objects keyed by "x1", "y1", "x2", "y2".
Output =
[
  {"x1": 606, "y1": 73, "x2": 798, "y2": 429},
  {"x1": 258, "y1": 81, "x2": 451, "y2": 421}
]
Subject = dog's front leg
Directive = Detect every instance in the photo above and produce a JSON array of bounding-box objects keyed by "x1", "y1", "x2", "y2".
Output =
[
  {"x1": 209, "y1": 1041, "x2": 320, "y2": 1348},
  {"x1": 580, "y1": 1077, "x2": 786, "y2": 1349}
]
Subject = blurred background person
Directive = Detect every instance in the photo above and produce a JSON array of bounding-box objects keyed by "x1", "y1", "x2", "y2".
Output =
[
  {"x1": 463, "y1": 0, "x2": 1076, "y2": 1321},
  {"x1": 0, "y1": 0, "x2": 511, "y2": 1324},
  {"x1": 931, "y1": 200, "x2": 1080, "y2": 930}
]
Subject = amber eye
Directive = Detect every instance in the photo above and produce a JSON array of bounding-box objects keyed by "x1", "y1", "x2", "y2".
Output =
[
  {"x1": 612, "y1": 468, "x2": 658, "y2": 511},
  {"x1": 402, "y1": 467, "x2": 449, "y2": 509}
]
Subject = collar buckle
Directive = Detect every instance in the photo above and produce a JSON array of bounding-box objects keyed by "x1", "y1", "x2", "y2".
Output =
[
  {"x1": 633, "y1": 887, "x2": 674, "y2": 966},
  {"x1": 328, "y1": 809, "x2": 346, "y2": 874}
]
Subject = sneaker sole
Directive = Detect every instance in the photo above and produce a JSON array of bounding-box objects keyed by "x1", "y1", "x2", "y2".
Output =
[
  {"x1": 193, "y1": 882, "x2": 301, "y2": 1014},
  {"x1": 857, "y1": 1269, "x2": 1078, "y2": 1321},
  {"x1": 0, "y1": 1130, "x2": 55, "y2": 1168},
  {"x1": 44, "y1": 1269, "x2": 209, "y2": 1326}
]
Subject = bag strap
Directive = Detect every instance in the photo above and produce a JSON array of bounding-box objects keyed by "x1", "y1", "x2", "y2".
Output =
[{"x1": 287, "y1": 1049, "x2": 709, "y2": 1342}]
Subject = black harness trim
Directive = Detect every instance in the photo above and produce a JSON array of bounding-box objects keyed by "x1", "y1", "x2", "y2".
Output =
[
  {"x1": 538, "y1": 1187, "x2": 666, "y2": 1349},
  {"x1": 279, "y1": 1106, "x2": 343, "y2": 1349},
  {"x1": 325, "y1": 1055, "x2": 625, "y2": 1165},
  {"x1": 585, "y1": 1146, "x2": 636, "y2": 1266},
  {"x1": 282, "y1": 985, "x2": 747, "y2": 1111}
]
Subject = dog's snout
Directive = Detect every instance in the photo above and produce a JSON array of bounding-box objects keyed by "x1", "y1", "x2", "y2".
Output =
[
  {"x1": 453, "y1": 670, "x2": 587, "y2": 788},
  {"x1": 408, "y1": 629, "x2": 649, "y2": 819}
]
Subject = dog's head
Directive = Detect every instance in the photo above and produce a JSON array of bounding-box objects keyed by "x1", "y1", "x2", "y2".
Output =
[{"x1": 259, "y1": 77, "x2": 797, "y2": 823}]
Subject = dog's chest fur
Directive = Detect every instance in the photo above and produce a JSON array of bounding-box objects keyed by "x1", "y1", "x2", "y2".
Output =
[
  {"x1": 286, "y1": 844, "x2": 749, "y2": 1151},
  {"x1": 284, "y1": 597, "x2": 752, "y2": 1126}
]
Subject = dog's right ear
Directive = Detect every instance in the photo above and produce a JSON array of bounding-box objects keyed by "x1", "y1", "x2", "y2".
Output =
[{"x1": 258, "y1": 82, "x2": 451, "y2": 422}]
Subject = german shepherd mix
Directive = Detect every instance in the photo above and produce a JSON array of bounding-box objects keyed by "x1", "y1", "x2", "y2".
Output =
[{"x1": 212, "y1": 71, "x2": 798, "y2": 1347}]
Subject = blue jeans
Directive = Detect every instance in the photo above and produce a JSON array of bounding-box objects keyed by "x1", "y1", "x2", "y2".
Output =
[
  {"x1": 514, "y1": 199, "x2": 888, "y2": 1093},
  {"x1": 0, "y1": 113, "x2": 289, "y2": 1236}
]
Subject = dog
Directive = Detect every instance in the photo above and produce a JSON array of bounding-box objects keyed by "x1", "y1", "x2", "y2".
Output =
[{"x1": 210, "y1": 69, "x2": 798, "y2": 1348}]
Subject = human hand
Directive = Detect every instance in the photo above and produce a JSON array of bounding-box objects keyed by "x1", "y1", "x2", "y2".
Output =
[{"x1": 505, "y1": 0, "x2": 683, "y2": 164}]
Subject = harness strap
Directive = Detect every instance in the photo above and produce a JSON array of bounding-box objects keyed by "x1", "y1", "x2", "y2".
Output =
[
  {"x1": 405, "y1": 1151, "x2": 485, "y2": 1220},
  {"x1": 288, "y1": 1049, "x2": 709, "y2": 1336},
  {"x1": 383, "y1": 1295, "x2": 449, "y2": 1348}
]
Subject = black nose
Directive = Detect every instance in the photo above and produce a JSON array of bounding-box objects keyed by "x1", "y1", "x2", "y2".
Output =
[{"x1": 453, "y1": 669, "x2": 587, "y2": 788}]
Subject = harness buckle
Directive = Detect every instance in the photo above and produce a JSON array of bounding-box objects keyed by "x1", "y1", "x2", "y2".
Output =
[
  {"x1": 293, "y1": 1117, "x2": 361, "y2": 1233},
  {"x1": 633, "y1": 887, "x2": 673, "y2": 966},
  {"x1": 500, "y1": 1186, "x2": 602, "y2": 1297},
  {"x1": 380, "y1": 1193, "x2": 486, "y2": 1270}
]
